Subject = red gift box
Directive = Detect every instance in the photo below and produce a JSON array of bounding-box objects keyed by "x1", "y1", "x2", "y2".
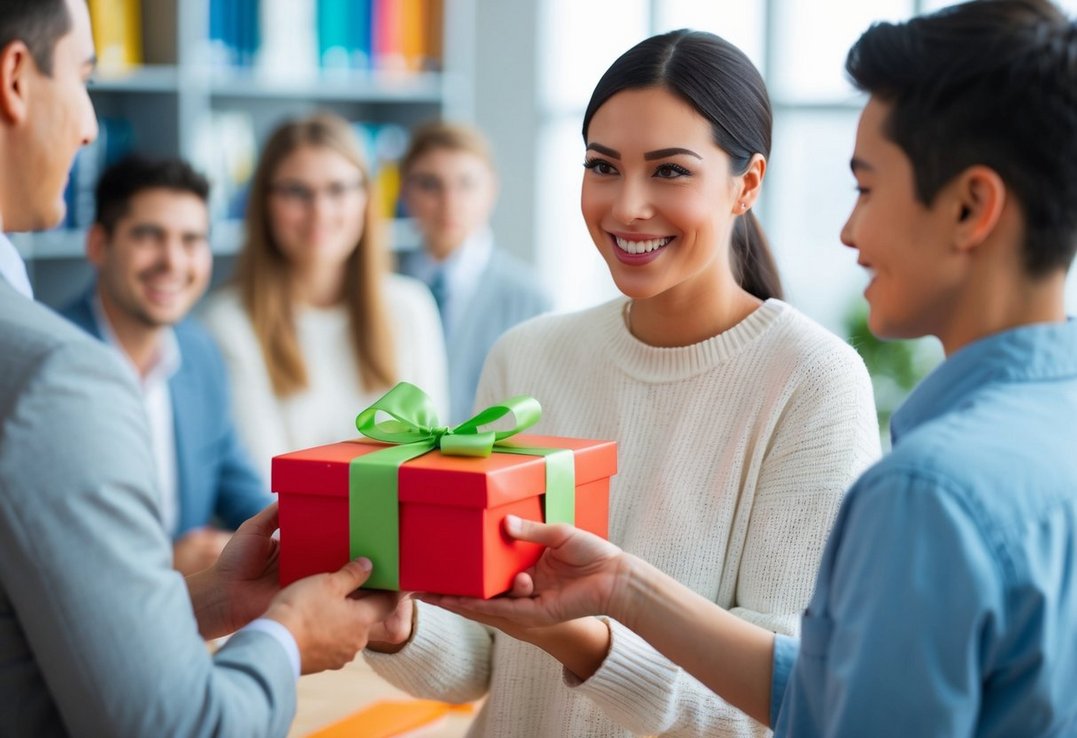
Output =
[{"x1": 273, "y1": 433, "x2": 617, "y2": 598}]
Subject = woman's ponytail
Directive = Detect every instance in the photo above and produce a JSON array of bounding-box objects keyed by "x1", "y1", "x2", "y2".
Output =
[{"x1": 732, "y1": 210, "x2": 783, "y2": 301}]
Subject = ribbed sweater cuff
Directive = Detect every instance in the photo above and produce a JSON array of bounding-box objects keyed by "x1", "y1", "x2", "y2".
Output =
[
  {"x1": 363, "y1": 601, "x2": 490, "y2": 699},
  {"x1": 566, "y1": 617, "x2": 680, "y2": 729}
]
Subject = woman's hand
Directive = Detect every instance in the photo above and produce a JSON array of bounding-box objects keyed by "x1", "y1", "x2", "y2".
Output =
[{"x1": 418, "y1": 515, "x2": 631, "y2": 628}]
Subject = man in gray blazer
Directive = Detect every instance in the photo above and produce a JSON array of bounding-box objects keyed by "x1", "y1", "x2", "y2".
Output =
[
  {"x1": 0, "y1": 1, "x2": 405, "y2": 735},
  {"x1": 397, "y1": 121, "x2": 551, "y2": 423}
]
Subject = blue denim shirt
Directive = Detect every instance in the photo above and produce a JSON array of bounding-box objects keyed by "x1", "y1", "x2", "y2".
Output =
[{"x1": 771, "y1": 320, "x2": 1077, "y2": 737}]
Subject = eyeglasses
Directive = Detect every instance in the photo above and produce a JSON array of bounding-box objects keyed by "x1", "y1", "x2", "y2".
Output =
[
  {"x1": 269, "y1": 179, "x2": 365, "y2": 207},
  {"x1": 406, "y1": 173, "x2": 481, "y2": 196}
]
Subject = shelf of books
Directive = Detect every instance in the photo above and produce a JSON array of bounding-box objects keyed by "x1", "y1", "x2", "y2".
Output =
[{"x1": 23, "y1": 0, "x2": 466, "y2": 306}]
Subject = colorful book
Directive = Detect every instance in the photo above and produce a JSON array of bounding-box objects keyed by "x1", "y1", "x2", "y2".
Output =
[
  {"x1": 349, "y1": 0, "x2": 374, "y2": 70},
  {"x1": 258, "y1": 0, "x2": 317, "y2": 80},
  {"x1": 372, "y1": 0, "x2": 406, "y2": 71},
  {"x1": 401, "y1": 0, "x2": 426, "y2": 72},
  {"x1": 87, "y1": 0, "x2": 142, "y2": 71},
  {"x1": 208, "y1": 0, "x2": 230, "y2": 66},
  {"x1": 425, "y1": 0, "x2": 443, "y2": 70},
  {"x1": 317, "y1": 0, "x2": 352, "y2": 71}
]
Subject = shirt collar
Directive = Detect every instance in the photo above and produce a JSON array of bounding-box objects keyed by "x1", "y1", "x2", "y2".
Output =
[
  {"x1": 91, "y1": 289, "x2": 182, "y2": 387},
  {"x1": 891, "y1": 319, "x2": 1077, "y2": 444},
  {"x1": 414, "y1": 228, "x2": 494, "y2": 287},
  {"x1": 0, "y1": 233, "x2": 34, "y2": 299}
]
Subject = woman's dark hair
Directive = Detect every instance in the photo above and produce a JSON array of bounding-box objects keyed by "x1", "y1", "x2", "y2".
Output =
[
  {"x1": 582, "y1": 29, "x2": 782, "y2": 301},
  {"x1": 0, "y1": 0, "x2": 71, "y2": 76},
  {"x1": 847, "y1": 0, "x2": 1077, "y2": 276}
]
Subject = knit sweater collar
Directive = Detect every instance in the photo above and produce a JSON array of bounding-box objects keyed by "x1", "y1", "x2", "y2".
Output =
[{"x1": 603, "y1": 297, "x2": 787, "y2": 382}]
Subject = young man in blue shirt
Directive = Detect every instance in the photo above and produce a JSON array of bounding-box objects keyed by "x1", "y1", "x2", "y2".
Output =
[{"x1": 419, "y1": 1, "x2": 1077, "y2": 735}]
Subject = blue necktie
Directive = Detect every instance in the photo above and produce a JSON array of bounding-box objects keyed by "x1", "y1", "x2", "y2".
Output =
[{"x1": 429, "y1": 269, "x2": 447, "y2": 325}]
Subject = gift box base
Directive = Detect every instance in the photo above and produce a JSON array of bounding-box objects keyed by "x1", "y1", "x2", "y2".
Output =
[
  {"x1": 278, "y1": 479, "x2": 609, "y2": 599},
  {"x1": 275, "y1": 435, "x2": 616, "y2": 599}
]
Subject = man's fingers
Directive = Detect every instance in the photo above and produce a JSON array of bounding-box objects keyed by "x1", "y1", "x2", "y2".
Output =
[
  {"x1": 503, "y1": 515, "x2": 572, "y2": 547},
  {"x1": 329, "y1": 557, "x2": 374, "y2": 592},
  {"x1": 238, "y1": 501, "x2": 280, "y2": 537},
  {"x1": 353, "y1": 591, "x2": 404, "y2": 621}
]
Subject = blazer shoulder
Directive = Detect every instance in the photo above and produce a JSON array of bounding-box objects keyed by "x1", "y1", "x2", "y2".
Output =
[{"x1": 0, "y1": 293, "x2": 132, "y2": 419}]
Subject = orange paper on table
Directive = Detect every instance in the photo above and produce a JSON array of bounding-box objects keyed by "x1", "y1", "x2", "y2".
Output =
[{"x1": 307, "y1": 699, "x2": 474, "y2": 738}]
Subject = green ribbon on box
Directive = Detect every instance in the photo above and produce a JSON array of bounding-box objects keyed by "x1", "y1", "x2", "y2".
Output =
[{"x1": 349, "y1": 382, "x2": 575, "y2": 590}]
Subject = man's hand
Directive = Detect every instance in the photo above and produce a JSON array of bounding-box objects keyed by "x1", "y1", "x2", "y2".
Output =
[
  {"x1": 266, "y1": 560, "x2": 405, "y2": 673},
  {"x1": 365, "y1": 595, "x2": 416, "y2": 653},
  {"x1": 418, "y1": 515, "x2": 629, "y2": 628},
  {"x1": 173, "y1": 528, "x2": 231, "y2": 576},
  {"x1": 188, "y1": 502, "x2": 282, "y2": 639}
]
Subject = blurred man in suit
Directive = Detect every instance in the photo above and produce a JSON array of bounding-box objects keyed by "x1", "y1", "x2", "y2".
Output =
[
  {"x1": 0, "y1": 1, "x2": 403, "y2": 734},
  {"x1": 397, "y1": 121, "x2": 551, "y2": 422},
  {"x1": 61, "y1": 155, "x2": 272, "y2": 575}
]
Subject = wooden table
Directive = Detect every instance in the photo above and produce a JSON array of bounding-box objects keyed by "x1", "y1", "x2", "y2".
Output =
[{"x1": 288, "y1": 657, "x2": 475, "y2": 737}]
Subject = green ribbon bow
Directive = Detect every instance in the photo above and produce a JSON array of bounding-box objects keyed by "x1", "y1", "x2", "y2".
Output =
[{"x1": 349, "y1": 382, "x2": 576, "y2": 590}]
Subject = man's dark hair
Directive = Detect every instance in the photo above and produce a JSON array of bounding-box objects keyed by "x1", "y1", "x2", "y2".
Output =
[
  {"x1": 94, "y1": 154, "x2": 211, "y2": 233},
  {"x1": 0, "y1": 0, "x2": 71, "y2": 76},
  {"x1": 846, "y1": 0, "x2": 1077, "y2": 276}
]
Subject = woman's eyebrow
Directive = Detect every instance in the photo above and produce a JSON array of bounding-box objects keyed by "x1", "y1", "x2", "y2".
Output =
[
  {"x1": 644, "y1": 147, "x2": 702, "y2": 161},
  {"x1": 586, "y1": 143, "x2": 620, "y2": 159}
]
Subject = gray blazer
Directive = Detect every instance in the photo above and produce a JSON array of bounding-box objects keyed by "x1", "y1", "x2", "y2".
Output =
[
  {"x1": 0, "y1": 277, "x2": 295, "y2": 736},
  {"x1": 399, "y1": 248, "x2": 551, "y2": 422}
]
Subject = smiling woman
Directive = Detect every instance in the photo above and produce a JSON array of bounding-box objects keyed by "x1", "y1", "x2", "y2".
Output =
[
  {"x1": 580, "y1": 85, "x2": 771, "y2": 347},
  {"x1": 363, "y1": 29, "x2": 881, "y2": 738}
]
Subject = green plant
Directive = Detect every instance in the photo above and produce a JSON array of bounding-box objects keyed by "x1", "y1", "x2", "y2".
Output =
[{"x1": 843, "y1": 298, "x2": 942, "y2": 442}]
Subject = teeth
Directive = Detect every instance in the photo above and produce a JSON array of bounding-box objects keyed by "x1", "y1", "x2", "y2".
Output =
[{"x1": 615, "y1": 236, "x2": 671, "y2": 255}]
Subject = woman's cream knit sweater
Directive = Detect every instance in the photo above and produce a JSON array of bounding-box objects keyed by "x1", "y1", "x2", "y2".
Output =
[{"x1": 367, "y1": 297, "x2": 880, "y2": 737}]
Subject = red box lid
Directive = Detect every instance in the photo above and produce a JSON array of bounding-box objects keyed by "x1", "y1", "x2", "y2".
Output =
[{"x1": 272, "y1": 434, "x2": 616, "y2": 509}]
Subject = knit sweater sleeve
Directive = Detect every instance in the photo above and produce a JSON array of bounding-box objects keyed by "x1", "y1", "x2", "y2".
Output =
[
  {"x1": 573, "y1": 338, "x2": 881, "y2": 736},
  {"x1": 363, "y1": 601, "x2": 496, "y2": 703}
]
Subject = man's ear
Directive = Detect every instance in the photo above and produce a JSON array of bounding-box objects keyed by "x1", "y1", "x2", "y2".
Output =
[
  {"x1": 86, "y1": 224, "x2": 109, "y2": 267},
  {"x1": 952, "y1": 165, "x2": 1006, "y2": 254},
  {"x1": 0, "y1": 41, "x2": 33, "y2": 125}
]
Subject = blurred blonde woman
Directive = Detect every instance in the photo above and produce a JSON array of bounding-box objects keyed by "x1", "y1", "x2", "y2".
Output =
[{"x1": 202, "y1": 112, "x2": 448, "y2": 482}]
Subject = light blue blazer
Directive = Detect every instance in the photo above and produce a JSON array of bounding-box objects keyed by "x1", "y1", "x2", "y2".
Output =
[{"x1": 0, "y1": 276, "x2": 294, "y2": 735}]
